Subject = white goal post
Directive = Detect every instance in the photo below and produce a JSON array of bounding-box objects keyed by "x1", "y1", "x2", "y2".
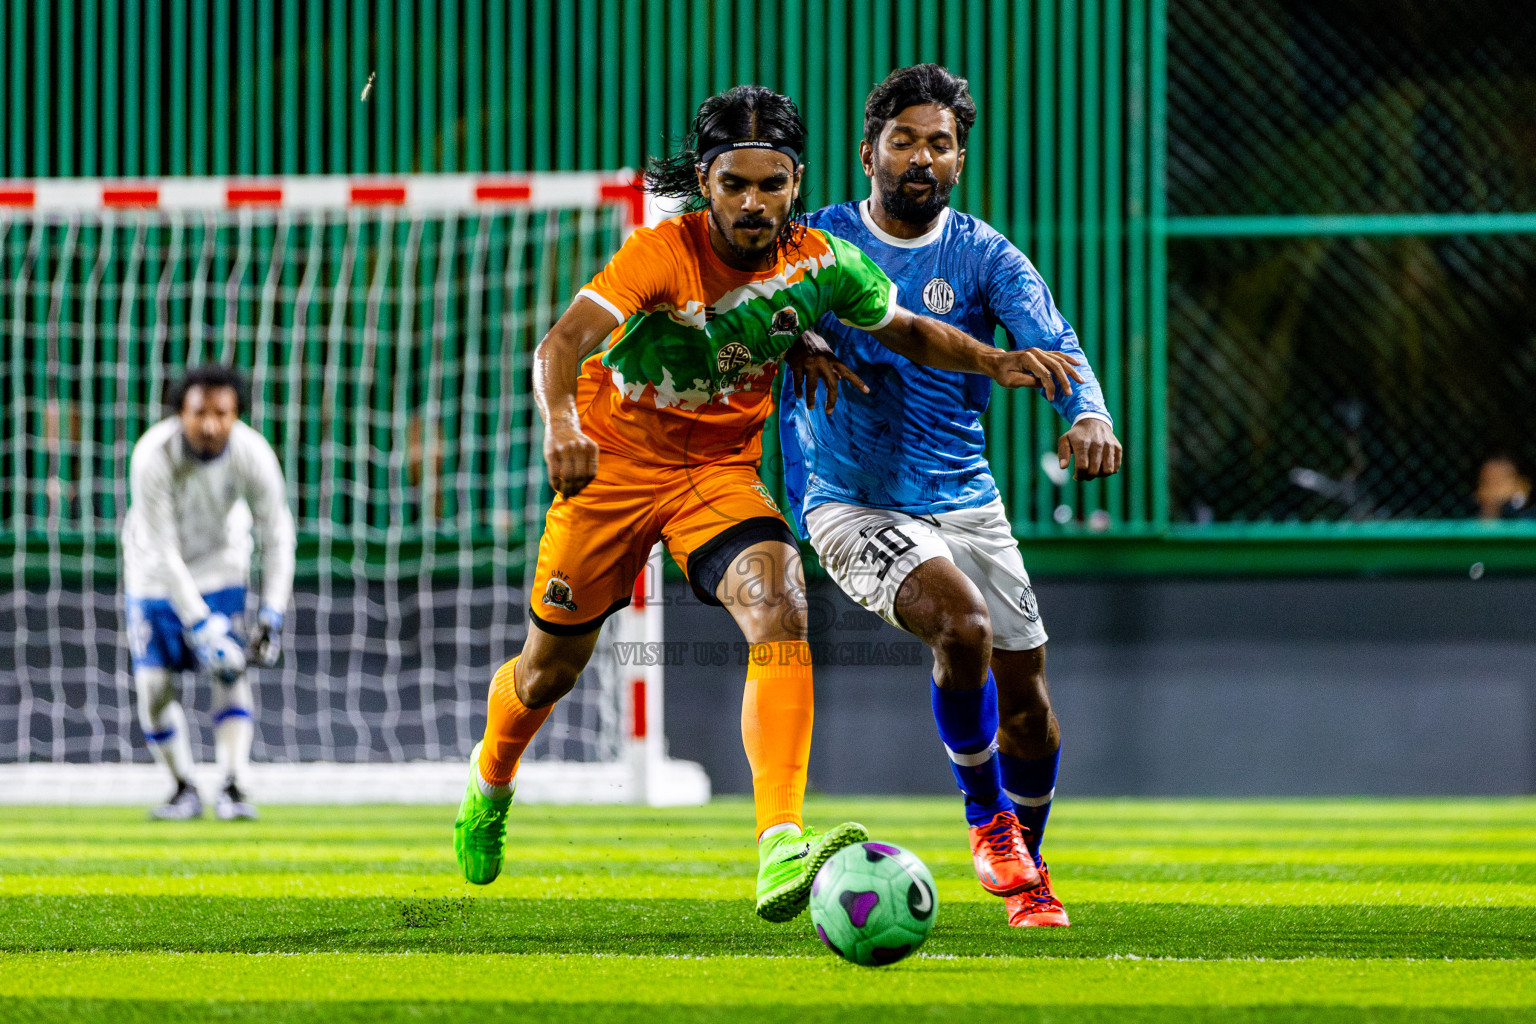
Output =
[{"x1": 0, "y1": 171, "x2": 708, "y2": 806}]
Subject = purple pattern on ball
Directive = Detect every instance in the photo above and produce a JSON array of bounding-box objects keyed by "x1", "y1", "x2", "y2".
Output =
[
  {"x1": 844, "y1": 890, "x2": 880, "y2": 928},
  {"x1": 863, "y1": 842, "x2": 901, "y2": 857}
]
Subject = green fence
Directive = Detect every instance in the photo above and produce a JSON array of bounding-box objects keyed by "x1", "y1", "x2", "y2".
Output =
[{"x1": 3, "y1": 0, "x2": 1533, "y2": 576}]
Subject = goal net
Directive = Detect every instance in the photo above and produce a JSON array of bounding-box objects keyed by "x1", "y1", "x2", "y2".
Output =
[{"x1": 0, "y1": 173, "x2": 707, "y2": 805}]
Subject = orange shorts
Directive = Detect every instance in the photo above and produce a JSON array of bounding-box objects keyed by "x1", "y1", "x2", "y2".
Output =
[{"x1": 528, "y1": 450, "x2": 796, "y2": 634}]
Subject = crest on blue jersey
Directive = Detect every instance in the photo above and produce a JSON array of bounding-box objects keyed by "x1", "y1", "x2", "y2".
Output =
[{"x1": 922, "y1": 277, "x2": 954, "y2": 315}]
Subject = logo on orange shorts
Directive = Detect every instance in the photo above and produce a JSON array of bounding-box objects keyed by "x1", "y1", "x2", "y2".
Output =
[
  {"x1": 751, "y1": 482, "x2": 781, "y2": 513},
  {"x1": 542, "y1": 576, "x2": 578, "y2": 612}
]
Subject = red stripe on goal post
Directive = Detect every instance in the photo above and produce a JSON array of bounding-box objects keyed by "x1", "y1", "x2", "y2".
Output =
[
  {"x1": 631, "y1": 680, "x2": 648, "y2": 739},
  {"x1": 474, "y1": 181, "x2": 533, "y2": 202},
  {"x1": 600, "y1": 178, "x2": 646, "y2": 228},
  {"x1": 102, "y1": 187, "x2": 160, "y2": 207},
  {"x1": 350, "y1": 184, "x2": 407, "y2": 205},
  {"x1": 0, "y1": 189, "x2": 36, "y2": 206},
  {"x1": 227, "y1": 185, "x2": 284, "y2": 206}
]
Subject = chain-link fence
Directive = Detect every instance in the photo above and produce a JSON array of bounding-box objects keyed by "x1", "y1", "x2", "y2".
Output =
[
  {"x1": 1167, "y1": 0, "x2": 1536, "y2": 524},
  {"x1": 0, "y1": 198, "x2": 632, "y2": 764},
  {"x1": 2, "y1": 0, "x2": 1531, "y2": 579}
]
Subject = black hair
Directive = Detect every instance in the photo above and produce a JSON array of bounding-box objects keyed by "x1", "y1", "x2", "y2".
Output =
[
  {"x1": 643, "y1": 84, "x2": 809, "y2": 254},
  {"x1": 863, "y1": 63, "x2": 978, "y2": 149},
  {"x1": 166, "y1": 364, "x2": 248, "y2": 416}
]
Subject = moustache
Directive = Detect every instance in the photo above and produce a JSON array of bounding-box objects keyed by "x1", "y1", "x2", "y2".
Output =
[
  {"x1": 899, "y1": 170, "x2": 941, "y2": 188},
  {"x1": 734, "y1": 217, "x2": 774, "y2": 231}
]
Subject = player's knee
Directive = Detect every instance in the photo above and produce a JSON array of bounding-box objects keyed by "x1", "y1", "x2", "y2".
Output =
[
  {"x1": 932, "y1": 608, "x2": 992, "y2": 664},
  {"x1": 216, "y1": 678, "x2": 254, "y2": 715},
  {"x1": 134, "y1": 670, "x2": 175, "y2": 722},
  {"x1": 728, "y1": 584, "x2": 809, "y2": 644}
]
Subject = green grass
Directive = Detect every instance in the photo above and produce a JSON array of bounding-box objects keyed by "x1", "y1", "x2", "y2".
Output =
[{"x1": 1, "y1": 797, "x2": 1533, "y2": 1022}]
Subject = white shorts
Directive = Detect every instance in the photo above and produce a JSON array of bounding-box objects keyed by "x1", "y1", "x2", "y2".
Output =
[{"x1": 805, "y1": 499, "x2": 1048, "y2": 651}]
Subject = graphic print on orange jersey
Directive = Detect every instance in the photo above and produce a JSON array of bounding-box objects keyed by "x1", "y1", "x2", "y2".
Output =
[
  {"x1": 768, "y1": 306, "x2": 802, "y2": 336},
  {"x1": 573, "y1": 212, "x2": 897, "y2": 467},
  {"x1": 580, "y1": 215, "x2": 895, "y2": 413}
]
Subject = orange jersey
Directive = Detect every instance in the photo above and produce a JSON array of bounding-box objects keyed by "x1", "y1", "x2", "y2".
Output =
[{"x1": 574, "y1": 212, "x2": 897, "y2": 467}]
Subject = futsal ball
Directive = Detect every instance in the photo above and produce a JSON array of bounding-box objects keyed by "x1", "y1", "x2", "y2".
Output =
[{"x1": 809, "y1": 841, "x2": 937, "y2": 966}]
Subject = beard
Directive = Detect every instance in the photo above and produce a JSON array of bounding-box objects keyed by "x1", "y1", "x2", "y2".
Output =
[
  {"x1": 709, "y1": 206, "x2": 779, "y2": 260},
  {"x1": 876, "y1": 165, "x2": 954, "y2": 224},
  {"x1": 184, "y1": 436, "x2": 228, "y2": 461}
]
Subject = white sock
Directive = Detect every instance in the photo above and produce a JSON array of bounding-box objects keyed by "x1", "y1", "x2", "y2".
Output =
[
  {"x1": 477, "y1": 767, "x2": 513, "y2": 800},
  {"x1": 137, "y1": 670, "x2": 195, "y2": 784},
  {"x1": 146, "y1": 702, "x2": 196, "y2": 783},
  {"x1": 758, "y1": 822, "x2": 800, "y2": 844},
  {"x1": 215, "y1": 714, "x2": 253, "y2": 787},
  {"x1": 214, "y1": 677, "x2": 254, "y2": 788}
]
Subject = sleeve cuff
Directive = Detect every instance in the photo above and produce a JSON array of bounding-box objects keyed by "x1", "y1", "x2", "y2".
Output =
[
  {"x1": 1071, "y1": 411, "x2": 1114, "y2": 427},
  {"x1": 576, "y1": 288, "x2": 626, "y2": 325},
  {"x1": 838, "y1": 280, "x2": 900, "y2": 332}
]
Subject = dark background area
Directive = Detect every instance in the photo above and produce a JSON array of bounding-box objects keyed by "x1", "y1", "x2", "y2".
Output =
[
  {"x1": 664, "y1": 576, "x2": 1536, "y2": 796},
  {"x1": 7, "y1": 574, "x2": 1531, "y2": 794}
]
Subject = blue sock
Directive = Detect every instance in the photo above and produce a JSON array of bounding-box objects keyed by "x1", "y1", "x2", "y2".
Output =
[
  {"x1": 930, "y1": 673, "x2": 1011, "y2": 827},
  {"x1": 999, "y1": 745, "x2": 1060, "y2": 863}
]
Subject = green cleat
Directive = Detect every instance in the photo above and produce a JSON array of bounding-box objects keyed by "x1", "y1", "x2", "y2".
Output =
[
  {"x1": 453, "y1": 741, "x2": 513, "y2": 885},
  {"x1": 754, "y1": 821, "x2": 869, "y2": 922}
]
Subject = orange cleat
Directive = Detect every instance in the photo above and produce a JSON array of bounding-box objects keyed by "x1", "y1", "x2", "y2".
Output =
[
  {"x1": 1006, "y1": 862, "x2": 1070, "y2": 927},
  {"x1": 968, "y1": 810, "x2": 1042, "y2": 896}
]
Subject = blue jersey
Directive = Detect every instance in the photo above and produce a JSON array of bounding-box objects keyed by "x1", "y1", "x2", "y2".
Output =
[{"x1": 779, "y1": 200, "x2": 1111, "y2": 534}]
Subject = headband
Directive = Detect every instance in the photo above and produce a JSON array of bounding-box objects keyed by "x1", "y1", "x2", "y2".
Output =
[{"x1": 696, "y1": 140, "x2": 802, "y2": 170}]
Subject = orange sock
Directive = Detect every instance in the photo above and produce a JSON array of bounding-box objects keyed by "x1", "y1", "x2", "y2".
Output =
[
  {"x1": 740, "y1": 640, "x2": 814, "y2": 838},
  {"x1": 478, "y1": 657, "x2": 554, "y2": 787}
]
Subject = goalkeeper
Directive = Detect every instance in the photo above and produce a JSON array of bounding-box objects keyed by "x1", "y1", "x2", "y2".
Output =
[{"x1": 122, "y1": 365, "x2": 295, "y2": 821}]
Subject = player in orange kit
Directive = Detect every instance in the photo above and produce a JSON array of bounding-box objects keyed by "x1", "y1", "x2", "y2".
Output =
[{"x1": 454, "y1": 84, "x2": 1083, "y2": 922}]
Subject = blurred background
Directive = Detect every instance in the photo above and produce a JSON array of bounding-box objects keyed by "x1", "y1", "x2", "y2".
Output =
[{"x1": 1, "y1": 0, "x2": 1533, "y2": 797}]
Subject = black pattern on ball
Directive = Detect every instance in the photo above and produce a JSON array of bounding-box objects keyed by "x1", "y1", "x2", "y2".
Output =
[{"x1": 907, "y1": 879, "x2": 935, "y2": 921}]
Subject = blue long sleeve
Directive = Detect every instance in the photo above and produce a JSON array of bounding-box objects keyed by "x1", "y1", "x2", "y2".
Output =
[{"x1": 984, "y1": 239, "x2": 1112, "y2": 426}]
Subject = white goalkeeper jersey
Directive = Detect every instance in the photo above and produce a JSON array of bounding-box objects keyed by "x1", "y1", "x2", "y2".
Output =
[{"x1": 122, "y1": 417, "x2": 296, "y2": 627}]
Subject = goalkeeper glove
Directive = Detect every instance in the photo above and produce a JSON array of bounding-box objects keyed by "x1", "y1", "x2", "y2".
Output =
[
  {"x1": 187, "y1": 613, "x2": 246, "y2": 682},
  {"x1": 249, "y1": 606, "x2": 283, "y2": 667}
]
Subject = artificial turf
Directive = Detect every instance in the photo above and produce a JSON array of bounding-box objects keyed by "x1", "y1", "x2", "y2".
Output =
[{"x1": 0, "y1": 797, "x2": 1532, "y2": 1022}]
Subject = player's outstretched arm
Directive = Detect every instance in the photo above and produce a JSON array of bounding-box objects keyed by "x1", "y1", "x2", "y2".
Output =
[
  {"x1": 866, "y1": 307, "x2": 1085, "y2": 399},
  {"x1": 533, "y1": 295, "x2": 621, "y2": 498}
]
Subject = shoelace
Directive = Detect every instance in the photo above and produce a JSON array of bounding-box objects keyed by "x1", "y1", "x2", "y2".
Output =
[
  {"x1": 977, "y1": 815, "x2": 1024, "y2": 861},
  {"x1": 1021, "y1": 868, "x2": 1057, "y2": 906}
]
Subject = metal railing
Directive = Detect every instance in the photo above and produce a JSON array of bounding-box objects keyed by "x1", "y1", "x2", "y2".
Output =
[{"x1": 3, "y1": 0, "x2": 1532, "y2": 575}]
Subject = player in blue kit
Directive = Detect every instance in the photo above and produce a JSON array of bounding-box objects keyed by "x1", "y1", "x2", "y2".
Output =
[{"x1": 781, "y1": 64, "x2": 1123, "y2": 927}]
